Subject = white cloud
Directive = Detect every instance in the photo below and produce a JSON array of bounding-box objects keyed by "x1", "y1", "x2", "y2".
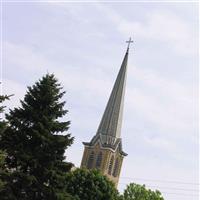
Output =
[
  {"x1": 2, "y1": 79, "x2": 26, "y2": 115},
  {"x1": 143, "y1": 135, "x2": 177, "y2": 154},
  {"x1": 125, "y1": 65, "x2": 197, "y2": 136},
  {"x1": 4, "y1": 41, "x2": 52, "y2": 73},
  {"x1": 95, "y1": 4, "x2": 197, "y2": 56},
  {"x1": 4, "y1": 41, "x2": 114, "y2": 104}
]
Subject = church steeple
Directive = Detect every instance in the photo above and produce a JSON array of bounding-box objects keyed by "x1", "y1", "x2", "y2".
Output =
[
  {"x1": 96, "y1": 46, "x2": 129, "y2": 145},
  {"x1": 81, "y1": 39, "x2": 132, "y2": 187}
]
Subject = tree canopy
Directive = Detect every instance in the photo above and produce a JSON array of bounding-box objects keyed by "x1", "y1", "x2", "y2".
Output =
[
  {"x1": 0, "y1": 74, "x2": 74, "y2": 200},
  {"x1": 65, "y1": 168, "x2": 120, "y2": 200},
  {"x1": 0, "y1": 93, "x2": 10, "y2": 193},
  {"x1": 122, "y1": 183, "x2": 164, "y2": 200}
]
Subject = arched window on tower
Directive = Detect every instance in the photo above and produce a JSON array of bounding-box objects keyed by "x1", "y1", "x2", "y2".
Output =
[
  {"x1": 108, "y1": 155, "x2": 114, "y2": 175},
  {"x1": 96, "y1": 152, "x2": 103, "y2": 168},
  {"x1": 87, "y1": 151, "x2": 94, "y2": 169},
  {"x1": 112, "y1": 158, "x2": 119, "y2": 177}
]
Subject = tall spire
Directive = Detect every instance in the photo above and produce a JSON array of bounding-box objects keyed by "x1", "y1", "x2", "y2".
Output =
[
  {"x1": 95, "y1": 39, "x2": 132, "y2": 145},
  {"x1": 81, "y1": 40, "x2": 131, "y2": 186}
]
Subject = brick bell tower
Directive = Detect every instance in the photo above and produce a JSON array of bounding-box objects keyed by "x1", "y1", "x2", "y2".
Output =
[{"x1": 81, "y1": 38, "x2": 133, "y2": 187}]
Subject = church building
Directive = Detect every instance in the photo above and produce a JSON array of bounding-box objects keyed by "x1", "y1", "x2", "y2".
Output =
[{"x1": 81, "y1": 39, "x2": 132, "y2": 186}]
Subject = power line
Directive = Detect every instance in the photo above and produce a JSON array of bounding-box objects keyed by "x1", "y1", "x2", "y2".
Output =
[
  {"x1": 118, "y1": 182, "x2": 199, "y2": 192},
  {"x1": 120, "y1": 176, "x2": 199, "y2": 185},
  {"x1": 118, "y1": 181, "x2": 200, "y2": 197},
  {"x1": 161, "y1": 192, "x2": 199, "y2": 197},
  {"x1": 118, "y1": 183, "x2": 199, "y2": 197},
  {"x1": 147, "y1": 185, "x2": 199, "y2": 192}
]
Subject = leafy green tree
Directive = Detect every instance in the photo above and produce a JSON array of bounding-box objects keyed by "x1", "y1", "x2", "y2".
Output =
[
  {"x1": 122, "y1": 183, "x2": 164, "y2": 200},
  {"x1": 65, "y1": 168, "x2": 120, "y2": 200},
  {"x1": 0, "y1": 74, "x2": 74, "y2": 200}
]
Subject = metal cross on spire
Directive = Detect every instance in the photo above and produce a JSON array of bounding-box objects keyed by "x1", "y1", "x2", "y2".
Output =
[{"x1": 126, "y1": 37, "x2": 133, "y2": 50}]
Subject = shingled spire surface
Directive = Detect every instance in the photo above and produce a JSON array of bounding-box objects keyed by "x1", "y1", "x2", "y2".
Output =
[
  {"x1": 96, "y1": 49, "x2": 128, "y2": 144},
  {"x1": 81, "y1": 41, "x2": 132, "y2": 184},
  {"x1": 82, "y1": 48, "x2": 129, "y2": 156}
]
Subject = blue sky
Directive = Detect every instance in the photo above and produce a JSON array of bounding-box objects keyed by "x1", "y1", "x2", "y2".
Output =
[{"x1": 1, "y1": 1, "x2": 199, "y2": 200}]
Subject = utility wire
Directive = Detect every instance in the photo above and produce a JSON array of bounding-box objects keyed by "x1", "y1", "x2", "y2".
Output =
[
  {"x1": 118, "y1": 183, "x2": 199, "y2": 197},
  {"x1": 161, "y1": 192, "x2": 199, "y2": 197},
  {"x1": 120, "y1": 176, "x2": 199, "y2": 185},
  {"x1": 146, "y1": 185, "x2": 199, "y2": 192},
  {"x1": 118, "y1": 182, "x2": 199, "y2": 192}
]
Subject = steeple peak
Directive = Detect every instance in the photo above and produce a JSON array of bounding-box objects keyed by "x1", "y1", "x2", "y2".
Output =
[
  {"x1": 95, "y1": 42, "x2": 130, "y2": 146},
  {"x1": 126, "y1": 37, "x2": 134, "y2": 52},
  {"x1": 81, "y1": 42, "x2": 130, "y2": 186}
]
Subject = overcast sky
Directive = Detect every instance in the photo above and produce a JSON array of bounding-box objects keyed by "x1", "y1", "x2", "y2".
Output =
[{"x1": 1, "y1": 1, "x2": 199, "y2": 200}]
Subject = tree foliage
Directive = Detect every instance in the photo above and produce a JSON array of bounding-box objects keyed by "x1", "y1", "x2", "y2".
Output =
[
  {"x1": 0, "y1": 92, "x2": 10, "y2": 192},
  {"x1": 122, "y1": 183, "x2": 164, "y2": 200},
  {"x1": 0, "y1": 93, "x2": 9, "y2": 132},
  {"x1": 65, "y1": 168, "x2": 120, "y2": 200},
  {"x1": 0, "y1": 74, "x2": 74, "y2": 200}
]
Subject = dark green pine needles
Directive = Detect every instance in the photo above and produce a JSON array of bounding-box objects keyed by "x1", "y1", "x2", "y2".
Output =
[
  {"x1": 0, "y1": 74, "x2": 74, "y2": 200},
  {"x1": 0, "y1": 93, "x2": 10, "y2": 132},
  {"x1": 0, "y1": 93, "x2": 10, "y2": 196}
]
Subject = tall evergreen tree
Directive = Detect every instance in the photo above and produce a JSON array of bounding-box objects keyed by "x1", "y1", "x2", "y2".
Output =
[
  {"x1": 0, "y1": 93, "x2": 10, "y2": 192},
  {"x1": 0, "y1": 74, "x2": 74, "y2": 200},
  {"x1": 0, "y1": 93, "x2": 9, "y2": 132}
]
